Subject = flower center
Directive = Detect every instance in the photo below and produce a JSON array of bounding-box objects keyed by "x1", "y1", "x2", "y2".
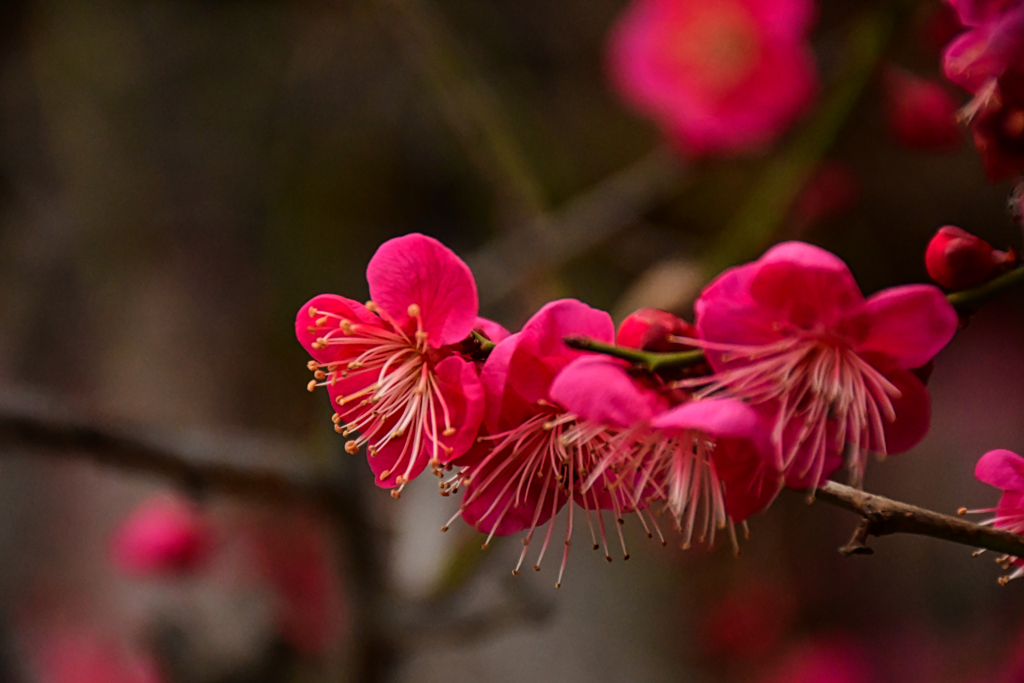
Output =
[{"x1": 666, "y1": 1, "x2": 760, "y2": 100}]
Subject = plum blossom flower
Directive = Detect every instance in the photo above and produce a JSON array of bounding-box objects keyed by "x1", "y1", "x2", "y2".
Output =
[
  {"x1": 551, "y1": 355, "x2": 780, "y2": 548},
  {"x1": 297, "y1": 233, "x2": 485, "y2": 496},
  {"x1": 445, "y1": 299, "x2": 624, "y2": 586},
  {"x1": 689, "y1": 242, "x2": 958, "y2": 488},
  {"x1": 965, "y1": 448, "x2": 1024, "y2": 582},
  {"x1": 883, "y1": 68, "x2": 962, "y2": 151},
  {"x1": 110, "y1": 495, "x2": 213, "y2": 577},
  {"x1": 607, "y1": 0, "x2": 818, "y2": 156}
]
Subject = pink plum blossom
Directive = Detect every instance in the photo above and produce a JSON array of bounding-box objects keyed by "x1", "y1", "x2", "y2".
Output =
[
  {"x1": 297, "y1": 233, "x2": 485, "y2": 496},
  {"x1": 689, "y1": 241, "x2": 958, "y2": 489},
  {"x1": 551, "y1": 355, "x2": 780, "y2": 547},
  {"x1": 110, "y1": 495, "x2": 213, "y2": 577},
  {"x1": 29, "y1": 628, "x2": 164, "y2": 683},
  {"x1": 607, "y1": 0, "x2": 818, "y2": 157},
  {"x1": 445, "y1": 299, "x2": 623, "y2": 585},
  {"x1": 968, "y1": 448, "x2": 1024, "y2": 582},
  {"x1": 883, "y1": 68, "x2": 962, "y2": 151}
]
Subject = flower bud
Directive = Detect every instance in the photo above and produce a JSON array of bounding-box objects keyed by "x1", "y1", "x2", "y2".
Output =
[
  {"x1": 925, "y1": 225, "x2": 1015, "y2": 290},
  {"x1": 884, "y1": 68, "x2": 961, "y2": 151},
  {"x1": 111, "y1": 495, "x2": 213, "y2": 577},
  {"x1": 616, "y1": 308, "x2": 696, "y2": 351}
]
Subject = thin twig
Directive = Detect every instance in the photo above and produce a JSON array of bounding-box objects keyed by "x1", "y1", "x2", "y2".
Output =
[
  {"x1": 563, "y1": 336, "x2": 705, "y2": 372},
  {"x1": 813, "y1": 480, "x2": 1024, "y2": 560},
  {"x1": 947, "y1": 265, "x2": 1024, "y2": 314}
]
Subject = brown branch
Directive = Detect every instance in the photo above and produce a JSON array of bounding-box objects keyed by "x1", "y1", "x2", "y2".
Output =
[{"x1": 813, "y1": 480, "x2": 1024, "y2": 561}]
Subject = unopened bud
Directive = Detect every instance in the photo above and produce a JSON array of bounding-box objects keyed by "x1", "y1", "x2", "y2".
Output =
[
  {"x1": 616, "y1": 308, "x2": 697, "y2": 351},
  {"x1": 925, "y1": 225, "x2": 1015, "y2": 290}
]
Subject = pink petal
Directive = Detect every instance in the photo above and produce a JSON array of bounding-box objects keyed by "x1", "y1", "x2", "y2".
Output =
[
  {"x1": 745, "y1": 0, "x2": 816, "y2": 39},
  {"x1": 549, "y1": 356, "x2": 668, "y2": 428},
  {"x1": 366, "y1": 355, "x2": 484, "y2": 488},
  {"x1": 746, "y1": 241, "x2": 865, "y2": 329},
  {"x1": 975, "y1": 449, "x2": 1024, "y2": 491},
  {"x1": 506, "y1": 299, "x2": 615, "y2": 405},
  {"x1": 856, "y1": 284, "x2": 958, "y2": 370},
  {"x1": 366, "y1": 233, "x2": 479, "y2": 348},
  {"x1": 696, "y1": 261, "x2": 786, "y2": 360},
  {"x1": 947, "y1": 0, "x2": 1017, "y2": 26},
  {"x1": 474, "y1": 316, "x2": 511, "y2": 343},
  {"x1": 295, "y1": 294, "x2": 381, "y2": 363},
  {"x1": 652, "y1": 397, "x2": 771, "y2": 443},
  {"x1": 714, "y1": 435, "x2": 784, "y2": 521},
  {"x1": 878, "y1": 369, "x2": 932, "y2": 455},
  {"x1": 479, "y1": 333, "x2": 536, "y2": 431}
]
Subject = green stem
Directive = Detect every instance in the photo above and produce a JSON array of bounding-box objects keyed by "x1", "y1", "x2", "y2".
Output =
[
  {"x1": 947, "y1": 266, "x2": 1024, "y2": 313},
  {"x1": 563, "y1": 337, "x2": 705, "y2": 372},
  {"x1": 471, "y1": 330, "x2": 497, "y2": 353}
]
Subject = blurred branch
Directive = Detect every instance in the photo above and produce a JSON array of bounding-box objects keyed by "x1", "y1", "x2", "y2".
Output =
[
  {"x1": 376, "y1": 0, "x2": 546, "y2": 215},
  {"x1": 471, "y1": 146, "x2": 689, "y2": 308},
  {"x1": 947, "y1": 265, "x2": 1024, "y2": 314},
  {"x1": 813, "y1": 481, "x2": 1024, "y2": 575},
  {"x1": 704, "y1": 9, "x2": 894, "y2": 274}
]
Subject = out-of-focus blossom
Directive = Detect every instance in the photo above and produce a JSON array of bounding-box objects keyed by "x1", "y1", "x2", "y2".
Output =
[
  {"x1": 943, "y1": 0, "x2": 1024, "y2": 93},
  {"x1": 448, "y1": 299, "x2": 620, "y2": 585},
  {"x1": 690, "y1": 242, "x2": 958, "y2": 488},
  {"x1": 942, "y1": 1, "x2": 1024, "y2": 179},
  {"x1": 757, "y1": 636, "x2": 873, "y2": 683},
  {"x1": 250, "y1": 513, "x2": 347, "y2": 656},
  {"x1": 698, "y1": 579, "x2": 796, "y2": 660},
  {"x1": 607, "y1": 0, "x2": 818, "y2": 157},
  {"x1": 884, "y1": 68, "x2": 962, "y2": 151},
  {"x1": 790, "y1": 161, "x2": 860, "y2": 229},
  {"x1": 110, "y1": 495, "x2": 213, "y2": 577},
  {"x1": 551, "y1": 355, "x2": 781, "y2": 541},
  {"x1": 925, "y1": 225, "x2": 1016, "y2": 290},
  {"x1": 29, "y1": 628, "x2": 163, "y2": 683},
  {"x1": 922, "y1": 3, "x2": 966, "y2": 55},
  {"x1": 969, "y1": 448, "x2": 1024, "y2": 582},
  {"x1": 297, "y1": 233, "x2": 485, "y2": 496}
]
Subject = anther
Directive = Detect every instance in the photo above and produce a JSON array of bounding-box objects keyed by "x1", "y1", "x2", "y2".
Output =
[
  {"x1": 441, "y1": 525, "x2": 449, "y2": 532},
  {"x1": 340, "y1": 321, "x2": 355, "y2": 334},
  {"x1": 391, "y1": 490, "x2": 401, "y2": 499},
  {"x1": 380, "y1": 469, "x2": 391, "y2": 479},
  {"x1": 315, "y1": 315, "x2": 329, "y2": 326},
  {"x1": 306, "y1": 380, "x2": 318, "y2": 392},
  {"x1": 443, "y1": 427, "x2": 455, "y2": 437},
  {"x1": 957, "y1": 507, "x2": 968, "y2": 516},
  {"x1": 365, "y1": 301, "x2": 378, "y2": 312},
  {"x1": 345, "y1": 441, "x2": 360, "y2": 454},
  {"x1": 308, "y1": 307, "x2": 317, "y2": 317},
  {"x1": 407, "y1": 303, "x2": 421, "y2": 317},
  {"x1": 396, "y1": 475, "x2": 408, "y2": 485},
  {"x1": 512, "y1": 569, "x2": 519, "y2": 576},
  {"x1": 334, "y1": 424, "x2": 344, "y2": 434},
  {"x1": 306, "y1": 360, "x2": 319, "y2": 371},
  {"x1": 314, "y1": 370, "x2": 326, "y2": 380}
]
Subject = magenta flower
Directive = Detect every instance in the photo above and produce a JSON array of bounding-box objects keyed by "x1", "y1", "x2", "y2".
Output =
[
  {"x1": 943, "y1": 0, "x2": 1024, "y2": 93},
  {"x1": 448, "y1": 299, "x2": 622, "y2": 585},
  {"x1": 296, "y1": 233, "x2": 485, "y2": 496},
  {"x1": 926, "y1": 225, "x2": 1015, "y2": 290},
  {"x1": 110, "y1": 495, "x2": 213, "y2": 577},
  {"x1": 969, "y1": 448, "x2": 1024, "y2": 582},
  {"x1": 883, "y1": 68, "x2": 962, "y2": 151},
  {"x1": 690, "y1": 241, "x2": 958, "y2": 488},
  {"x1": 607, "y1": 0, "x2": 818, "y2": 157},
  {"x1": 551, "y1": 355, "x2": 780, "y2": 546}
]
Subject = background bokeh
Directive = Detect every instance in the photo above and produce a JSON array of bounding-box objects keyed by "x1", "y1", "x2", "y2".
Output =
[{"x1": 0, "y1": 0, "x2": 1023, "y2": 681}]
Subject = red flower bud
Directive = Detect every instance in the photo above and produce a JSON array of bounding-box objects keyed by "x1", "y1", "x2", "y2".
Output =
[
  {"x1": 884, "y1": 68, "x2": 961, "y2": 151},
  {"x1": 925, "y1": 225, "x2": 1015, "y2": 290},
  {"x1": 616, "y1": 308, "x2": 696, "y2": 351}
]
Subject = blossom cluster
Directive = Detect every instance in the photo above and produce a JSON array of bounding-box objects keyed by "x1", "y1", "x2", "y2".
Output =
[{"x1": 297, "y1": 234, "x2": 959, "y2": 582}]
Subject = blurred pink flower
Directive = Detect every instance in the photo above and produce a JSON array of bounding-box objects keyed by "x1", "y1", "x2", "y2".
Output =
[
  {"x1": 690, "y1": 242, "x2": 958, "y2": 488},
  {"x1": 964, "y1": 68, "x2": 1024, "y2": 181},
  {"x1": 925, "y1": 225, "x2": 1015, "y2": 290},
  {"x1": 971, "y1": 448, "x2": 1024, "y2": 582},
  {"x1": 884, "y1": 68, "x2": 962, "y2": 151},
  {"x1": 110, "y1": 495, "x2": 212, "y2": 577},
  {"x1": 698, "y1": 579, "x2": 796, "y2": 660},
  {"x1": 607, "y1": 0, "x2": 818, "y2": 156},
  {"x1": 251, "y1": 513, "x2": 347, "y2": 656},
  {"x1": 297, "y1": 233, "x2": 485, "y2": 496},
  {"x1": 757, "y1": 636, "x2": 873, "y2": 683},
  {"x1": 30, "y1": 628, "x2": 163, "y2": 683},
  {"x1": 943, "y1": 0, "x2": 1024, "y2": 93}
]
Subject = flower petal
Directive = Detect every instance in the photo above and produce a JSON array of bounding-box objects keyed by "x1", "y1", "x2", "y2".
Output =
[
  {"x1": 856, "y1": 284, "x2": 958, "y2": 370},
  {"x1": 651, "y1": 397, "x2": 771, "y2": 443},
  {"x1": 714, "y1": 435, "x2": 784, "y2": 522},
  {"x1": 506, "y1": 299, "x2": 615, "y2": 406},
  {"x1": 460, "y1": 453, "x2": 567, "y2": 536},
  {"x1": 549, "y1": 356, "x2": 667, "y2": 428},
  {"x1": 746, "y1": 241, "x2": 865, "y2": 330},
  {"x1": 295, "y1": 294, "x2": 381, "y2": 364},
  {"x1": 878, "y1": 369, "x2": 932, "y2": 455},
  {"x1": 366, "y1": 233, "x2": 478, "y2": 348},
  {"x1": 976, "y1": 449, "x2": 1024, "y2": 491},
  {"x1": 474, "y1": 317, "x2": 511, "y2": 344}
]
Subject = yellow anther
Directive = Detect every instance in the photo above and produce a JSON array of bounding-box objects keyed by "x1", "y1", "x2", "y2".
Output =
[
  {"x1": 306, "y1": 360, "x2": 319, "y2": 371},
  {"x1": 334, "y1": 424, "x2": 344, "y2": 434},
  {"x1": 407, "y1": 303, "x2": 421, "y2": 317},
  {"x1": 340, "y1": 321, "x2": 355, "y2": 334},
  {"x1": 390, "y1": 489, "x2": 401, "y2": 499},
  {"x1": 308, "y1": 306, "x2": 318, "y2": 317},
  {"x1": 380, "y1": 469, "x2": 391, "y2": 479},
  {"x1": 306, "y1": 380, "x2": 318, "y2": 392},
  {"x1": 314, "y1": 370, "x2": 326, "y2": 380},
  {"x1": 345, "y1": 440, "x2": 360, "y2": 454},
  {"x1": 331, "y1": 413, "x2": 342, "y2": 423},
  {"x1": 366, "y1": 301, "x2": 378, "y2": 312},
  {"x1": 396, "y1": 475, "x2": 408, "y2": 485},
  {"x1": 315, "y1": 315, "x2": 329, "y2": 326},
  {"x1": 442, "y1": 427, "x2": 455, "y2": 436}
]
